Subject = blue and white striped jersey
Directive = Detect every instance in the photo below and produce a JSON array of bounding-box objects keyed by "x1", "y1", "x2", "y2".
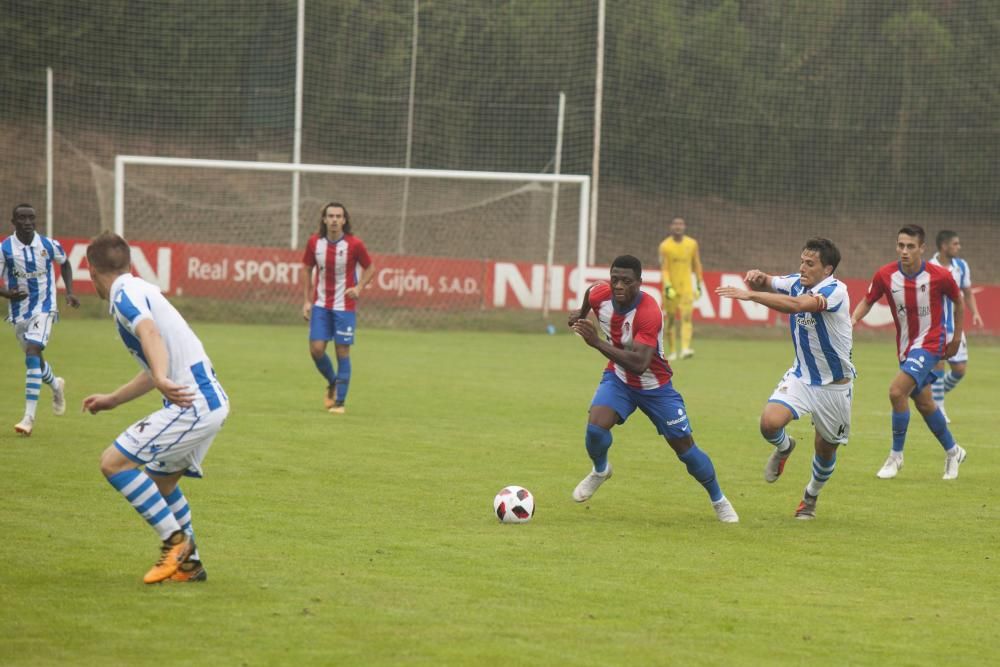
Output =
[
  {"x1": 772, "y1": 274, "x2": 856, "y2": 386},
  {"x1": 109, "y1": 273, "x2": 226, "y2": 411},
  {"x1": 0, "y1": 233, "x2": 68, "y2": 324},
  {"x1": 929, "y1": 253, "x2": 970, "y2": 335}
]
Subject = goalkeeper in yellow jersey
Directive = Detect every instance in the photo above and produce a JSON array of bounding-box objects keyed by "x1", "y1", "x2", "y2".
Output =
[{"x1": 658, "y1": 216, "x2": 704, "y2": 360}]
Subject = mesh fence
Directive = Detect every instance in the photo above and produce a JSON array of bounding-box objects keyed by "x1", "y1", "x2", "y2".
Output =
[{"x1": 2, "y1": 0, "x2": 998, "y2": 325}]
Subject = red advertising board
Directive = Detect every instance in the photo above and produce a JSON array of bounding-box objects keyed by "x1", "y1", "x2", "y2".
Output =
[{"x1": 56, "y1": 238, "x2": 1000, "y2": 333}]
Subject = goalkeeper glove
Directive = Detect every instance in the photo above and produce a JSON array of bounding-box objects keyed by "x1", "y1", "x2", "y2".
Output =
[
  {"x1": 693, "y1": 283, "x2": 702, "y2": 300},
  {"x1": 663, "y1": 284, "x2": 678, "y2": 301}
]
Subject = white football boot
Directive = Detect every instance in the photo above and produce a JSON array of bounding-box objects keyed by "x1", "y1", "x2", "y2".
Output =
[{"x1": 572, "y1": 463, "x2": 613, "y2": 502}]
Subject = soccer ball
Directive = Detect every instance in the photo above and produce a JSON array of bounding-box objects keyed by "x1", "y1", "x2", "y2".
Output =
[{"x1": 493, "y1": 485, "x2": 535, "y2": 523}]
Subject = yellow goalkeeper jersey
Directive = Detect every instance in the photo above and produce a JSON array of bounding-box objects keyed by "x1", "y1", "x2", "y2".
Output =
[{"x1": 658, "y1": 235, "x2": 703, "y2": 295}]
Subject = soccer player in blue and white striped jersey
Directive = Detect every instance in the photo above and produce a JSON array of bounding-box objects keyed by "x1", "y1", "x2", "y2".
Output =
[
  {"x1": 716, "y1": 238, "x2": 854, "y2": 520},
  {"x1": 0, "y1": 204, "x2": 79, "y2": 436},
  {"x1": 82, "y1": 232, "x2": 229, "y2": 584},
  {"x1": 928, "y1": 230, "x2": 983, "y2": 423}
]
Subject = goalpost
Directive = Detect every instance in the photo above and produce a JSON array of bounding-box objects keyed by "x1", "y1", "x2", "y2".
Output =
[{"x1": 112, "y1": 155, "x2": 591, "y2": 323}]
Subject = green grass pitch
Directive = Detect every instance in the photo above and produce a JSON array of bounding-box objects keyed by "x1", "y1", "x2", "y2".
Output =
[{"x1": 1, "y1": 319, "x2": 997, "y2": 665}]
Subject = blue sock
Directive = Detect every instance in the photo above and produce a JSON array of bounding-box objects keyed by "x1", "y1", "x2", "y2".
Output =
[
  {"x1": 931, "y1": 377, "x2": 945, "y2": 405},
  {"x1": 923, "y1": 408, "x2": 956, "y2": 451},
  {"x1": 678, "y1": 444, "x2": 723, "y2": 502},
  {"x1": 585, "y1": 424, "x2": 613, "y2": 473},
  {"x1": 336, "y1": 356, "x2": 352, "y2": 403},
  {"x1": 164, "y1": 486, "x2": 200, "y2": 561},
  {"x1": 805, "y1": 453, "x2": 837, "y2": 497},
  {"x1": 24, "y1": 355, "x2": 42, "y2": 419},
  {"x1": 762, "y1": 426, "x2": 791, "y2": 451},
  {"x1": 313, "y1": 354, "x2": 337, "y2": 386},
  {"x1": 891, "y1": 410, "x2": 910, "y2": 452},
  {"x1": 943, "y1": 371, "x2": 963, "y2": 393},
  {"x1": 106, "y1": 469, "x2": 181, "y2": 540}
]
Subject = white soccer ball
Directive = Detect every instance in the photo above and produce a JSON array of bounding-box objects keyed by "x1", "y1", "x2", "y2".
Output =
[{"x1": 493, "y1": 485, "x2": 535, "y2": 523}]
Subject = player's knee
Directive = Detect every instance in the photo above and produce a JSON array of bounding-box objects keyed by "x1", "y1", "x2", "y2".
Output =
[
  {"x1": 888, "y1": 384, "x2": 909, "y2": 404},
  {"x1": 759, "y1": 414, "x2": 784, "y2": 438},
  {"x1": 99, "y1": 446, "x2": 133, "y2": 477}
]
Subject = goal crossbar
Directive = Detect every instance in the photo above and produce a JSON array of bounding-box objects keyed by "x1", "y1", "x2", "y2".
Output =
[{"x1": 114, "y1": 154, "x2": 591, "y2": 298}]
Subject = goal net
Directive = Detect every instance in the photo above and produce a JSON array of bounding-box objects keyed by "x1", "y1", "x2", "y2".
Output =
[{"x1": 108, "y1": 155, "x2": 589, "y2": 329}]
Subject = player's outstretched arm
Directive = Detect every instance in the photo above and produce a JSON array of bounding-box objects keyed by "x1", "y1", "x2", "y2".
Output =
[
  {"x1": 851, "y1": 299, "x2": 873, "y2": 326},
  {"x1": 744, "y1": 269, "x2": 773, "y2": 292},
  {"x1": 82, "y1": 371, "x2": 156, "y2": 414},
  {"x1": 715, "y1": 285, "x2": 825, "y2": 314},
  {"x1": 135, "y1": 319, "x2": 196, "y2": 407}
]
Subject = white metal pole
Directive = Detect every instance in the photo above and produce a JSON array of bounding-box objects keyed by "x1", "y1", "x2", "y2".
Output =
[
  {"x1": 116, "y1": 155, "x2": 590, "y2": 183},
  {"x1": 542, "y1": 91, "x2": 566, "y2": 318},
  {"x1": 114, "y1": 156, "x2": 125, "y2": 236},
  {"x1": 46, "y1": 67, "x2": 53, "y2": 237},
  {"x1": 399, "y1": 0, "x2": 419, "y2": 254},
  {"x1": 291, "y1": 0, "x2": 305, "y2": 249},
  {"x1": 588, "y1": 0, "x2": 605, "y2": 265},
  {"x1": 577, "y1": 178, "x2": 590, "y2": 302}
]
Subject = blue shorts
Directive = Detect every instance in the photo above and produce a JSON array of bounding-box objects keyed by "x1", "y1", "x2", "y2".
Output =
[
  {"x1": 309, "y1": 306, "x2": 356, "y2": 345},
  {"x1": 900, "y1": 348, "x2": 942, "y2": 397},
  {"x1": 590, "y1": 371, "x2": 692, "y2": 439}
]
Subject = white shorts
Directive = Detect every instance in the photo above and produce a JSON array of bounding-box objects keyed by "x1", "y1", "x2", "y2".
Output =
[
  {"x1": 945, "y1": 332, "x2": 968, "y2": 364},
  {"x1": 768, "y1": 371, "x2": 853, "y2": 445},
  {"x1": 14, "y1": 312, "x2": 56, "y2": 350},
  {"x1": 114, "y1": 400, "x2": 229, "y2": 478}
]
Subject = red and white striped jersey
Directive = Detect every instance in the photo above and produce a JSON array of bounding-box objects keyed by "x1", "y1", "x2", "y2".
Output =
[
  {"x1": 864, "y1": 261, "x2": 960, "y2": 361},
  {"x1": 303, "y1": 234, "x2": 372, "y2": 312},
  {"x1": 589, "y1": 282, "x2": 673, "y2": 389}
]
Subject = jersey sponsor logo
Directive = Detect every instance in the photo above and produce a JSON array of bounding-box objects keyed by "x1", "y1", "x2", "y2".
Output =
[
  {"x1": 11, "y1": 266, "x2": 48, "y2": 280},
  {"x1": 794, "y1": 312, "x2": 816, "y2": 328}
]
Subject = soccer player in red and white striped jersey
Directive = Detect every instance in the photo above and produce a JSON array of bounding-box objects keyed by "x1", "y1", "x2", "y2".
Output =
[
  {"x1": 302, "y1": 202, "x2": 375, "y2": 414},
  {"x1": 567, "y1": 255, "x2": 738, "y2": 522},
  {"x1": 852, "y1": 225, "x2": 967, "y2": 480}
]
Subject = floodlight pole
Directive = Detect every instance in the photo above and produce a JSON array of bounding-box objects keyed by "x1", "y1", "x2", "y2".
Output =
[
  {"x1": 399, "y1": 0, "x2": 420, "y2": 254},
  {"x1": 542, "y1": 91, "x2": 566, "y2": 318},
  {"x1": 290, "y1": 0, "x2": 305, "y2": 249},
  {"x1": 46, "y1": 67, "x2": 54, "y2": 237},
  {"x1": 588, "y1": 0, "x2": 605, "y2": 265}
]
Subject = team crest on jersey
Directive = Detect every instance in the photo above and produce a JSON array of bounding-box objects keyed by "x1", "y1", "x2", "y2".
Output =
[
  {"x1": 920, "y1": 284, "x2": 927, "y2": 292},
  {"x1": 623, "y1": 322, "x2": 631, "y2": 336}
]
